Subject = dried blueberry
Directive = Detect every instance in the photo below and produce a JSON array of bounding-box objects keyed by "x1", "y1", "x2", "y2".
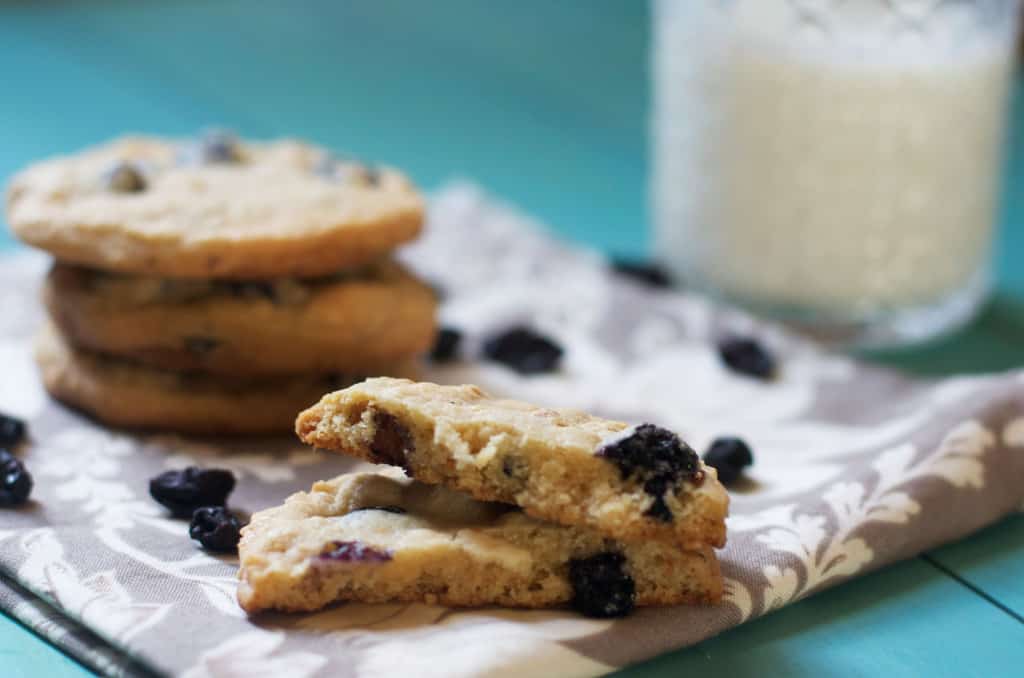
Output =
[
  {"x1": 482, "y1": 326, "x2": 563, "y2": 375},
  {"x1": 318, "y1": 540, "x2": 392, "y2": 563},
  {"x1": 429, "y1": 327, "x2": 462, "y2": 363},
  {"x1": 350, "y1": 505, "x2": 406, "y2": 515},
  {"x1": 315, "y1": 153, "x2": 379, "y2": 185},
  {"x1": 103, "y1": 161, "x2": 147, "y2": 193},
  {"x1": 569, "y1": 552, "x2": 635, "y2": 618},
  {"x1": 183, "y1": 336, "x2": 221, "y2": 355},
  {"x1": 0, "y1": 412, "x2": 26, "y2": 447},
  {"x1": 703, "y1": 437, "x2": 753, "y2": 485},
  {"x1": 717, "y1": 336, "x2": 776, "y2": 380},
  {"x1": 369, "y1": 412, "x2": 413, "y2": 470},
  {"x1": 149, "y1": 467, "x2": 236, "y2": 518},
  {"x1": 224, "y1": 280, "x2": 274, "y2": 301},
  {"x1": 189, "y1": 506, "x2": 241, "y2": 553},
  {"x1": 610, "y1": 258, "x2": 673, "y2": 288},
  {"x1": 597, "y1": 424, "x2": 700, "y2": 522},
  {"x1": 0, "y1": 449, "x2": 32, "y2": 508},
  {"x1": 339, "y1": 163, "x2": 379, "y2": 186},
  {"x1": 181, "y1": 129, "x2": 242, "y2": 165}
]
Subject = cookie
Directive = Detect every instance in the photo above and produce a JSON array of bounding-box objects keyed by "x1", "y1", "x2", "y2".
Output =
[
  {"x1": 44, "y1": 259, "x2": 437, "y2": 376},
  {"x1": 296, "y1": 379, "x2": 729, "y2": 548},
  {"x1": 6, "y1": 134, "x2": 423, "y2": 278},
  {"x1": 35, "y1": 323, "x2": 414, "y2": 435},
  {"x1": 236, "y1": 470, "x2": 722, "y2": 614}
]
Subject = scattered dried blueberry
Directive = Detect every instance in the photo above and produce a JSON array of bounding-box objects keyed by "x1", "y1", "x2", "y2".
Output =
[
  {"x1": 149, "y1": 467, "x2": 236, "y2": 519},
  {"x1": 104, "y1": 161, "x2": 147, "y2": 193},
  {"x1": 189, "y1": 506, "x2": 241, "y2": 553},
  {"x1": 0, "y1": 412, "x2": 26, "y2": 447},
  {"x1": 610, "y1": 258, "x2": 673, "y2": 288},
  {"x1": 717, "y1": 336, "x2": 776, "y2": 380},
  {"x1": 703, "y1": 437, "x2": 753, "y2": 485},
  {"x1": 429, "y1": 327, "x2": 462, "y2": 363},
  {"x1": 597, "y1": 424, "x2": 700, "y2": 522},
  {"x1": 0, "y1": 449, "x2": 32, "y2": 508},
  {"x1": 569, "y1": 552, "x2": 635, "y2": 618},
  {"x1": 318, "y1": 540, "x2": 392, "y2": 563},
  {"x1": 482, "y1": 326, "x2": 563, "y2": 375},
  {"x1": 350, "y1": 505, "x2": 406, "y2": 515}
]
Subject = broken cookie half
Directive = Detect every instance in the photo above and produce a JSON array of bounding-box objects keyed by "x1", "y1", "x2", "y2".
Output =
[
  {"x1": 237, "y1": 471, "x2": 722, "y2": 616},
  {"x1": 295, "y1": 378, "x2": 728, "y2": 548}
]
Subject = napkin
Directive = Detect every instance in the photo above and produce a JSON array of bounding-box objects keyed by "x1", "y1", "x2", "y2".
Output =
[{"x1": 0, "y1": 184, "x2": 1021, "y2": 677}]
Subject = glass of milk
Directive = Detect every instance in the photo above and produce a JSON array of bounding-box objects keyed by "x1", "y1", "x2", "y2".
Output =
[{"x1": 652, "y1": 0, "x2": 1021, "y2": 347}]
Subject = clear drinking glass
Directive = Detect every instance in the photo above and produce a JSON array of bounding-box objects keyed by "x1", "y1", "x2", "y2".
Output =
[{"x1": 652, "y1": 0, "x2": 1021, "y2": 347}]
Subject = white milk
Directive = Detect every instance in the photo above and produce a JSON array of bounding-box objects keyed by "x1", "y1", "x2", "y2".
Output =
[{"x1": 653, "y1": 0, "x2": 1018, "y2": 333}]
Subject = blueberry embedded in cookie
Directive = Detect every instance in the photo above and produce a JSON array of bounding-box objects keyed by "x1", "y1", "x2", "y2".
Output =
[
  {"x1": 295, "y1": 378, "x2": 728, "y2": 548},
  {"x1": 597, "y1": 424, "x2": 702, "y2": 523},
  {"x1": 236, "y1": 471, "x2": 722, "y2": 615}
]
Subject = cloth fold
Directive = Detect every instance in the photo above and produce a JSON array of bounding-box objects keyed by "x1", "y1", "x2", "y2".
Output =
[{"x1": 0, "y1": 184, "x2": 1021, "y2": 677}]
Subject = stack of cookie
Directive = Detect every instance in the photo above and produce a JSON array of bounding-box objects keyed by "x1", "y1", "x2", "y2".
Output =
[
  {"x1": 238, "y1": 378, "x2": 729, "y2": 617},
  {"x1": 6, "y1": 132, "x2": 437, "y2": 434}
]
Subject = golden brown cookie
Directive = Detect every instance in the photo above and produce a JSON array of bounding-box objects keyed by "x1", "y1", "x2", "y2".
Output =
[
  {"x1": 237, "y1": 470, "x2": 722, "y2": 615},
  {"x1": 34, "y1": 323, "x2": 415, "y2": 435},
  {"x1": 44, "y1": 259, "x2": 438, "y2": 377},
  {"x1": 296, "y1": 378, "x2": 729, "y2": 548},
  {"x1": 7, "y1": 134, "x2": 423, "y2": 278}
]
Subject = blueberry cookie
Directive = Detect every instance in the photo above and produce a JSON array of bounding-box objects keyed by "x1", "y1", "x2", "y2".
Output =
[
  {"x1": 6, "y1": 134, "x2": 423, "y2": 278},
  {"x1": 35, "y1": 323, "x2": 415, "y2": 435},
  {"x1": 296, "y1": 379, "x2": 728, "y2": 548},
  {"x1": 236, "y1": 470, "x2": 722, "y2": 614},
  {"x1": 44, "y1": 259, "x2": 437, "y2": 376}
]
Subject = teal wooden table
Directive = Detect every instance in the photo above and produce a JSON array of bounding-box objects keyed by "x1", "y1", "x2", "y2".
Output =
[{"x1": 1, "y1": 2, "x2": 1021, "y2": 676}]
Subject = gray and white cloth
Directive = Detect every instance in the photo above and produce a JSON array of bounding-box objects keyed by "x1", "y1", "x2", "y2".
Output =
[{"x1": 0, "y1": 184, "x2": 1021, "y2": 677}]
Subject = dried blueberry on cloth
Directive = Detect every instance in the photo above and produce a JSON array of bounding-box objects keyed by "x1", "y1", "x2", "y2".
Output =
[
  {"x1": 0, "y1": 449, "x2": 32, "y2": 508},
  {"x1": 610, "y1": 258, "x2": 673, "y2": 288},
  {"x1": 703, "y1": 437, "x2": 754, "y2": 485},
  {"x1": 189, "y1": 506, "x2": 241, "y2": 553},
  {"x1": 0, "y1": 412, "x2": 26, "y2": 447},
  {"x1": 483, "y1": 326, "x2": 563, "y2": 375},
  {"x1": 569, "y1": 552, "x2": 635, "y2": 618},
  {"x1": 717, "y1": 336, "x2": 776, "y2": 380},
  {"x1": 429, "y1": 327, "x2": 463, "y2": 363},
  {"x1": 149, "y1": 467, "x2": 236, "y2": 518}
]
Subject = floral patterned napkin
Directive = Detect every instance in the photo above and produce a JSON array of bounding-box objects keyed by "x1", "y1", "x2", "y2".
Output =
[{"x1": 1, "y1": 184, "x2": 1022, "y2": 678}]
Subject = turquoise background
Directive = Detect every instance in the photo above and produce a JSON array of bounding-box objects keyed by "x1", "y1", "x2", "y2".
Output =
[{"x1": 1, "y1": 2, "x2": 1021, "y2": 676}]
